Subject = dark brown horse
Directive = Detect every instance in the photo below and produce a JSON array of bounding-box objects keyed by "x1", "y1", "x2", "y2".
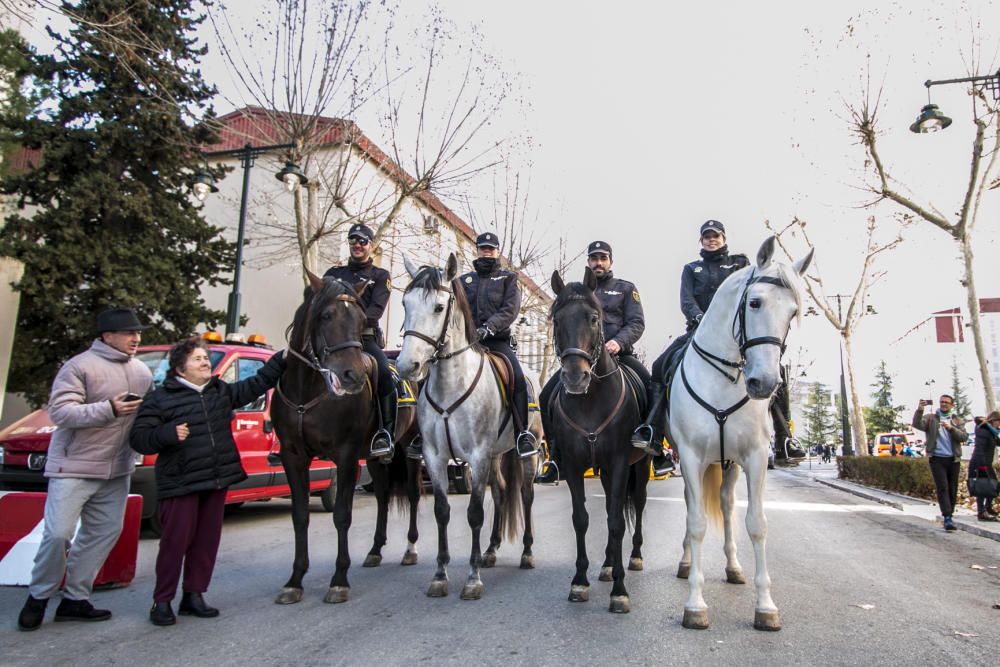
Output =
[{"x1": 271, "y1": 272, "x2": 420, "y2": 605}]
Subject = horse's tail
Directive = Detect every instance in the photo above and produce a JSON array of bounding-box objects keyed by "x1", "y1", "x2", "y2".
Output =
[
  {"x1": 702, "y1": 463, "x2": 724, "y2": 529},
  {"x1": 497, "y1": 447, "x2": 524, "y2": 543},
  {"x1": 624, "y1": 462, "x2": 638, "y2": 533}
]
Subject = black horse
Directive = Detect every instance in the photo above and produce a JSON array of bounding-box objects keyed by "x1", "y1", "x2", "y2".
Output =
[
  {"x1": 543, "y1": 268, "x2": 650, "y2": 613},
  {"x1": 271, "y1": 272, "x2": 421, "y2": 605}
]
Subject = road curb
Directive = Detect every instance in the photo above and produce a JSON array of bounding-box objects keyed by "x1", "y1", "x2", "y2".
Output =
[{"x1": 813, "y1": 476, "x2": 1000, "y2": 543}]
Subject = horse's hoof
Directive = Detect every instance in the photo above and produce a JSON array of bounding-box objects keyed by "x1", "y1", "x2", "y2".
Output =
[
  {"x1": 275, "y1": 587, "x2": 303, "y2": 605},
  {"x1": 609, "y1": 595, "x2": 631, "y2": 614},
  {"x1": 400, "y1": 551, "x2": 418, "y2": 566},
  {"x1": 754, "y1": 610, "x2": 782, "y2": 631},
  {"x1": 481, "y1": 552, "x2": 497, "y2": 568},
  {"x1": 676, "y1": 563, "x2": 691, "y2": 579},
  {"x1": 363, "y1": 553, "x2": 383, "y2": 568},
  {"x1": 460, "y1": 582, "x2": 483, "y2": 600},
  {"x1": 520, "y1": 554, "x2": 535, "y2": 570},
  {"x1": 682, "y1": 608, "x2": 710, "y2": 630},
  {"x1": 725, "y1": 568, "x2": 746, "y2": 584},
  {"x1": 427, "y1": 580, "x2": 449, "y2": 598},
  {"x1": 323, "y1": 586, "x2": 350, "y2": 604},
  {"x1": 568, "y1": 585, "x2": 590, "y2": 602},
  {"x1": 598, "y1": 566, "x2": 613, "y2": 582},
  {"x1": 628, "y1": 557, "x2": 643, "y2": 571}
]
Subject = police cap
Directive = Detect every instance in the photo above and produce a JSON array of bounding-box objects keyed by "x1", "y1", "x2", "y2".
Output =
[
  {"x1": 587, "y1": 240, "x2": 612, "y2": 257},
  {"x1": 347, "y1": 223, "x2": 375, "y2": 242},
  {"x1": 476, "y1": 232, "x2": 500, "y2": 248},
  {"x1": 699, "y1": 220, "x2": 726, "y2": 236}
]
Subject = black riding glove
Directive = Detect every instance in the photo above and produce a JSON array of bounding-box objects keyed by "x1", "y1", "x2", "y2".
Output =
[{"x1": 476, "y1": 326, "x2": 494, "y2": 341}]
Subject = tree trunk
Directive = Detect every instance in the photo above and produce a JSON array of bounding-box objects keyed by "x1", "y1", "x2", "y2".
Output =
[
  {"x1": 842, "y1": 332, "x2": 869, "y2": 454},
  {"x1": 960, "y1": 234, "x2": 997, "y2": 412},
  {"x1": 539, "y1": 319, "x2": 554, "y2": 384}
]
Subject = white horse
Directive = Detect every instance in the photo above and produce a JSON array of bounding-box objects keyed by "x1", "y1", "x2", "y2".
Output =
[
  {"x1": 668, "y1": 236, "x2": 812, "y2": 631},
  {"x1": 396, "y1": 254, "x2": 531, "y2": 600}
]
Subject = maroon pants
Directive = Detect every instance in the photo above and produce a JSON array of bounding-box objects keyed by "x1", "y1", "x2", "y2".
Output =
[{"x1": 153, "y1": 488, "x2": 227, "y2": 603}]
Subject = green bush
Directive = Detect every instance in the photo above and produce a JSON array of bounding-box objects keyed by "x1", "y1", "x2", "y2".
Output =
[{"x1": 837, "y1": 457, "x2": 999, "y2": 510}]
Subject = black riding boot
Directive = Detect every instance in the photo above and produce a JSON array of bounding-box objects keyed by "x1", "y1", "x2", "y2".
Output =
[
  {"x1": 535, "y1": 440, "x2": 560, "y2": 485},
  {"x1": 370, "y1": 391, "x2": 397, "y2": 462},
  {"x1": 631, "y1": 381, "x2": 667, "y2": 456},
  {"x1": 771, "y1": 403, "x2": 805, "y2": 463},
  {"x1": 513, "y1": 387, "x2": 538, "y2": 458}
]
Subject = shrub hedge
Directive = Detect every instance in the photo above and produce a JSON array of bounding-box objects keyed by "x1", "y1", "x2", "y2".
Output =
[{"x1": 837, "y1": 456, "x2": 1000, "y2": 510}]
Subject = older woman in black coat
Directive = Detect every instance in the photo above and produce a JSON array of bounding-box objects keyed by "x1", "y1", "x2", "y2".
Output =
[
  {"x1": 131, "y1": 337, "x2": 285, "y2": 626},
  {"x1": 969, "y1": 410, "x2": 1000, "y2": 521}
]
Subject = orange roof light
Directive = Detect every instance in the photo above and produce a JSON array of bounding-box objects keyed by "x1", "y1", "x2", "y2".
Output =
[
  {"x1": 247, "y1": 334, "x2": 267, "y2": 346},
  {"x1": 203, "y1": 331, "x2": 223, "y2": 342}
]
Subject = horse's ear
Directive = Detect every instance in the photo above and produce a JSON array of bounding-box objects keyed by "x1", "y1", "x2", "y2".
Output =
[
  {"x1": 551, "y1": 270, "x2": 565, "y2": 295},
  {"x1": 756, "y1": 236, "x2": 776, "y2": 269},
  {"x1": 583, "y1": 266, "x2": 597, "y2": 291},
  {"x1": 353, "y1": 280, "x2": 368, "y2": 297},
  {"x1": 792, "y1": 247, "x2": 815, "y2": 277},
  {"x1": 305, "y1": 268, "x2": 325, "y2": 294},
  {"x1": 445, "y1": 253, "x2": 459, "y2": 282},
  {"x1": 403, "y1": 254, "x2": 419, "y2": 279}
]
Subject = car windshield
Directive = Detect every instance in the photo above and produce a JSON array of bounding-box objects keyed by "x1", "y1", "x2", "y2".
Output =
[{"x1": 136, "y1": 349, "x2": 226, "y2": 387}]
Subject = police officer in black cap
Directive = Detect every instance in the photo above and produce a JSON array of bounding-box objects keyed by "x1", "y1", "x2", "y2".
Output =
[
  {"x1": 323, "y1": 223, "x2": 397, "y2": 460},
  {"x1": 631, "y1": 220, "x2": 805, "y2": 463},
  {"x1": 536, "y1": 240, "x2": 650, "y2": 483},
  {"x1": 457, "y1": 232, "x2": 537, "y2": 457}
]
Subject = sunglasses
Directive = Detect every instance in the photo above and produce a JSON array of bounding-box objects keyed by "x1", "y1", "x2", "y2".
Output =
[{"x1": 348, "y1": 237, "x2": 370, "y2": 246}]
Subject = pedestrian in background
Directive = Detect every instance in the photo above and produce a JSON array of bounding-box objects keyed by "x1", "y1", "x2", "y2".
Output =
[
  {"x1": 912, "y1": 395, "x2": 968, "y2": 531},
  {"x1": 969, "y1": 410, "x2": 1000, "y2": 521},
  {"x1": 130, "y1": 336, "x2": 285, "y2": 626},
  {"x1": 17, "y1": 308, "x2": 153, "y2": 631}
]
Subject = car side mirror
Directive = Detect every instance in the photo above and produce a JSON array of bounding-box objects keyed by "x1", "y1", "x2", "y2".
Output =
[{"x1": 262, "y1": 419, "x2": 273, "y2": 434}]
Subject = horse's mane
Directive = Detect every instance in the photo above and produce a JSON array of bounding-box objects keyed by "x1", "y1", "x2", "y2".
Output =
[
  {"x1": 405, "y1": 265, "x2": 479, "y2": 346},
  {"x1": 289, "y1": 277, "x2": 359, "y2": 350},
  {"x1": 550, "y1": 281, "x2": 603, "y2": 317}
]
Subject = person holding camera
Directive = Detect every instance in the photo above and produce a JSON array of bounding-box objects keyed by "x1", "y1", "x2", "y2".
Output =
[
  {"x1": 323, "y1": 223, "x2": 396, "y2": 461},
  {"x1": 130, "y1": 336, "x2": 285, "y2": 626},
  {"x1": 969, "y1": 410, "x2": 1000, "y2": 521},
  {"x1": 913, "y1": 394, "x2": 969, "y2": 531},
  {"x1": 17, "y1": 308, "x2": 153, "y2": 632}
]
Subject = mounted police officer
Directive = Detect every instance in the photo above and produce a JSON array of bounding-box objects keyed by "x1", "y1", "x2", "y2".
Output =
[
  {"x1": 631, "y1": 220, "x2": 805, "y2": 463},
  {"x1": 409, "y1": 232, "x2": 537, "y2": 459},
  {"x1": 536, "y1": 240, "x2": 650, "y2": 484},
  {"x1": 323, "y1": 223, "x2": 397, "y2": 461}
]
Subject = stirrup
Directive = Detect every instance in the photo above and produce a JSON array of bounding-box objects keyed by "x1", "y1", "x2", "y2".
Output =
[
  {"x1": 784, "y1": 437, "x2": 806, "y2": 459},
  {"x1": 631, "y1": 424, "x2": 654, "y2": 449},
  {"x1": 652, "y1": 454, "x2": 675, "y2": 477},
  {"x1": 405, "y1": 435, "x2": 423, "y2": 461},
  {"x1": 516, "y1": 431, "x2": 538, "y2": 458},
  {"x1": 535, "y1": 459, "x2": 560, "y2": 485},
  {"x1": 370, "y1": 430, "x2": 394, "y2": 461}
]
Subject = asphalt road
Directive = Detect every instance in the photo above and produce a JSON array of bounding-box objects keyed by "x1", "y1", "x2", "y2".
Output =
[{"x1": 3, "y1": 463, "x2": 1000, "y2": 666}]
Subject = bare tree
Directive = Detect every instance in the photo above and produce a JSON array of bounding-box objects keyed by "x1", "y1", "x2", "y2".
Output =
[
  {"x1": 850, "y1": 74, "x2": 999, "y2": 412},
  {"x1": 768, "y1": 215, "x2": 904, "y2": 453}
]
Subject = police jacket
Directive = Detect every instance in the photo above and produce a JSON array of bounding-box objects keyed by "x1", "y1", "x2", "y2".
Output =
[
  {"x1": 680, "y1": 246, "x2": 749, "y2": 327},
  {"x1": 460, "y1": 258, "x2": 521, "y2": 340},
  {"x1": 324, "y1": 258, "x2": 391, "y2": 330},
  {"x1": 130, "y1": 352, "x2": 285, "y2": 500},
  {"x1": 595, "y1": 272, "x2": 644, "y2": 354}
]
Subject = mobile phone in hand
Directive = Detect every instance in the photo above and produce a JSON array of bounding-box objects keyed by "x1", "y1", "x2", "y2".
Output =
[{"x1": 124, "y1": 393, "x2": 142, "y2": 402}]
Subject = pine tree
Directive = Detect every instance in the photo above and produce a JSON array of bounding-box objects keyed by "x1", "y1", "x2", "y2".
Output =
[
  {"x1": 867, "y1": 361, "x2": 902, "y2": 435},
  {"x1": 802, "y1": 382, "x2": 836, "y2": 450},
  {"x1": 0, "y1": 1, "x2": 234, "y2": 405},
  {"x1": 949, "y1": 358, "x2": 972, "y2": 421}
]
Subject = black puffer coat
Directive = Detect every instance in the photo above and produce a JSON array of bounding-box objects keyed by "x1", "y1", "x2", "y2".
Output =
[{"x1": 130, "y1": 352, "x2": 285, "y2": 500}]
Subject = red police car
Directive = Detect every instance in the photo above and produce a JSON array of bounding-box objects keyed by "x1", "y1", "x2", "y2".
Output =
[{"x1": 0, "y1": 333, "x2": 342, "y2": 534}]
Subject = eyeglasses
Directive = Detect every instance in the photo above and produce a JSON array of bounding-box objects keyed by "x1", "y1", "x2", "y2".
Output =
[{"x1": 348, "y1": 237, "x2": 370, "y2": 246}]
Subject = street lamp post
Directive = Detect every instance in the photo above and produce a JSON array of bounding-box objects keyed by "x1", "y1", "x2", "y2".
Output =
[
  {"x1": 831, "y1": 295, "x2": 854, "y2": 456},
  {"x1": 194, "y1": 143, "x2": 308, "y2": 335},
  {"x1": 910, "y1": 69, "x2": 1000, "y2": 133}
]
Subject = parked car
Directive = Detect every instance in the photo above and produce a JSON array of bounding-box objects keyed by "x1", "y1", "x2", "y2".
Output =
[
  {"x1": 0, "y1": 333, "x2": 346, "y2": 534},
  {"x1": 873, "y1": 432, "x2": 910, "y2": 457}
]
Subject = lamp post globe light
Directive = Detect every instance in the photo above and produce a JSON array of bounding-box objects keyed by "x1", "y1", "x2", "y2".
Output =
[
  {"x1": 192, "y1": 142, "x2": 308, "y2": 335},
  {"x1": 910, "y1": 69, "x2": 1000, "y2": 134}
]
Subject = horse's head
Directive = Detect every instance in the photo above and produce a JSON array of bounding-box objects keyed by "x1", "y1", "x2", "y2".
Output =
[
  {"x1": 737, "y1": 236, "x2": 814, "y2": 399},
  {"x1": 549, "y1": 267, "x2": 604, "y2": 394},
  {"x1": 294, "y1": 270, "x2": 371, "y2": 395},
  {"x1": 397, "y1": 253, "x2": 477, "y2": 381}
]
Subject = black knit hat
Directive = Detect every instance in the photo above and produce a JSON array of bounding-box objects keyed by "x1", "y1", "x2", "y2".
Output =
[{"x1": 96, "y1": 308, "x2": 149, "y2": 333}]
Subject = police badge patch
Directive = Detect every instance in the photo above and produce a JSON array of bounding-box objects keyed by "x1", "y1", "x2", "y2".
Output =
[
  {"x1": 632, "y1": 290, "x2": 640, "y2": 302},
  {"x1": 465, "y1": 276, "x2": 473, "y2": 283}
]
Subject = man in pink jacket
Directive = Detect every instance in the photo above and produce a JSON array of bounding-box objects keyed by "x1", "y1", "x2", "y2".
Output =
[{"x1": 17, "y1": 308, "x2": 153, "y2": 631}]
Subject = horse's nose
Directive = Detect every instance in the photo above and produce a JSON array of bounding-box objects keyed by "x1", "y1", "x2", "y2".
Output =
[
  {"x1": 747, "y1": 377, "x2": 762, "y2": 395},
  {"x1": 342, "y1": 369, "x2": 358, "y2": 384}
]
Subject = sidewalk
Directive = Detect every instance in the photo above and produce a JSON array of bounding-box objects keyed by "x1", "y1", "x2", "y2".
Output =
[{"x1": 783, "y1": 458, "x2": 1000, "y2": 543}]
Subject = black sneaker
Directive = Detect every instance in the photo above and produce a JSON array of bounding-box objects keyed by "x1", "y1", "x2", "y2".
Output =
[
  {"x1": 17, "y1": 595, "x2": 47, "y2": 631},
  {"x1": 53, "y1": 598, "x2": 111, "y2": 623},
  {"x1": 149, "y1": 601, "x2": 176, "y2": 626},
  {"x1": 652, "y1": 454, "x2": 675, "y2": 476},
  {"x1": 179, "y1": 592, "x2": 219, "y2": 618},
  {"x1": 515, "y1": 431, "x2": 538, "y2": 459},
  {"x1": 943, "y1": 516, "x2": 957, "y2": 531}
]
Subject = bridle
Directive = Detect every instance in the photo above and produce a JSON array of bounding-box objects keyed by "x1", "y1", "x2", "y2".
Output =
[
  {"x1": 401, "y1": 280, "x2": 477, "y2": 363},
  {"x1": 550, "y1": 294, "x2": 616, "y2": 379}
]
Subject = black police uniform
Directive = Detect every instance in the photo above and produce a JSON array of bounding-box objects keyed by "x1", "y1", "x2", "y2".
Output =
[{"x1": 460, "y1": 256, "x2": 531, "y2": 434}]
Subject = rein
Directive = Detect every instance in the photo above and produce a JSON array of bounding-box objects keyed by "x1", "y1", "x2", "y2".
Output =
[
  {"x1": 682, "y1": 269, "x2": 794, "y2": 468},
  {"x1": 423, "y1": 350, "x2": 487, "y2": 462}
]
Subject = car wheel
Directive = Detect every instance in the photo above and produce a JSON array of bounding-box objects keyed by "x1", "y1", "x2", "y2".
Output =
[
  {"x1": 452, "y1": 464, "x2": 472, "y2": 494},
  {"x1": 320, "y1": 478, "x2": 337, "y2": 512}
]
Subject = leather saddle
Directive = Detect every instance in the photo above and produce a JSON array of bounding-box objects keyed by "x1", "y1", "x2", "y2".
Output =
[
  {"x1": 388, "y1": 360, "x2": 418, "y2": 408},
  {"x1": 487, "y1": 352, "x2": 514, "y2": 410}
]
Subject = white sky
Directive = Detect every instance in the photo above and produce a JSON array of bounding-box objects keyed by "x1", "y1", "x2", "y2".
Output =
[{"x1": 21, "y1": 0, "x2": 1000, "y2": 410}]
